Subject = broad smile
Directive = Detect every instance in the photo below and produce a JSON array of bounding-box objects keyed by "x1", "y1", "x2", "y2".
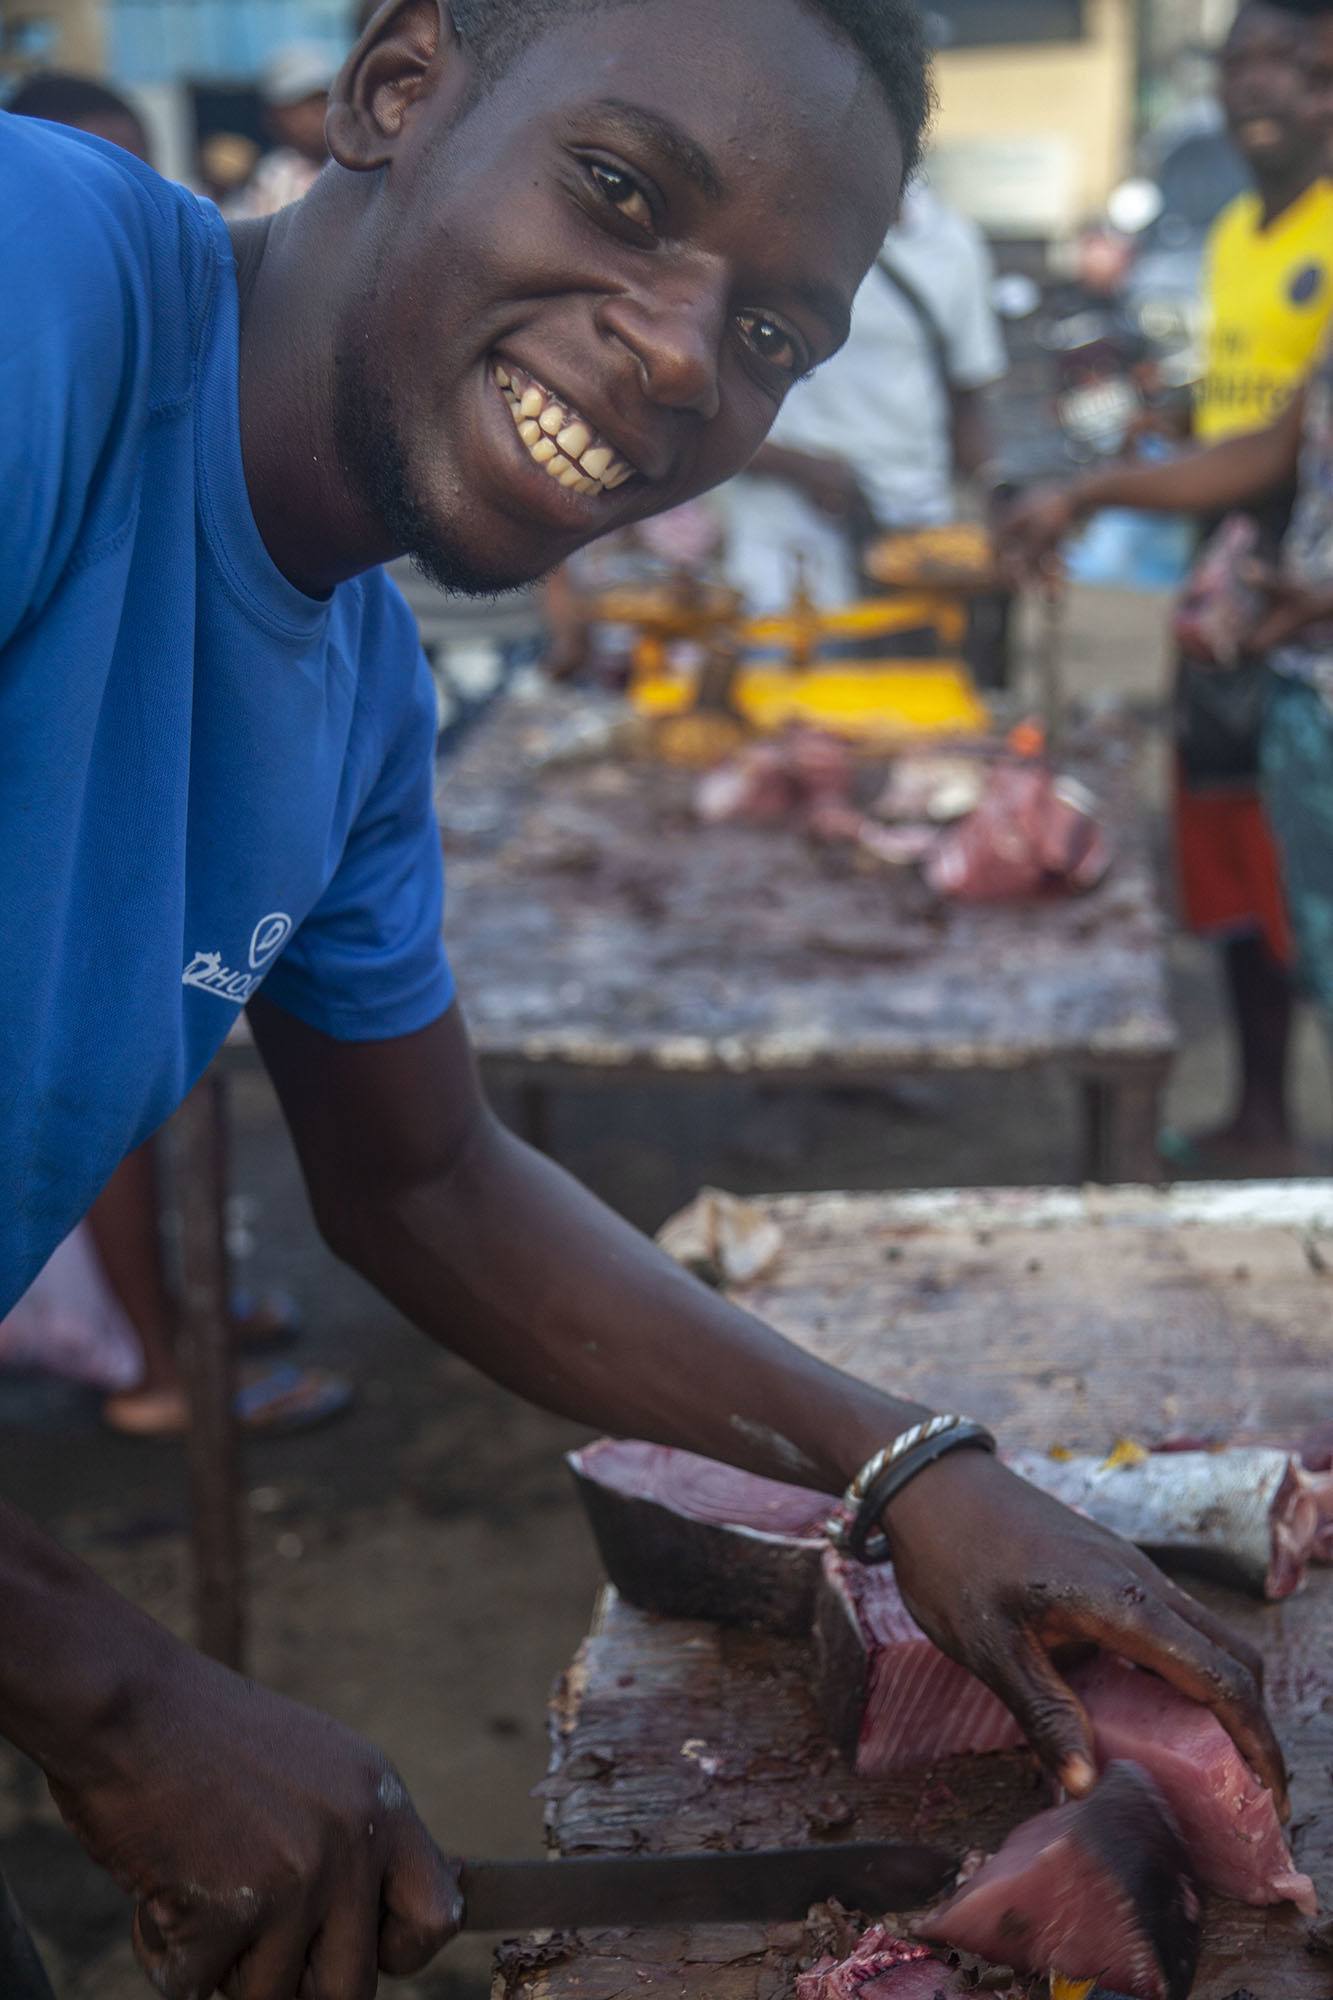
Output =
[{"x1": 490, "y1": 360, "x2": 639, "y2": 499}]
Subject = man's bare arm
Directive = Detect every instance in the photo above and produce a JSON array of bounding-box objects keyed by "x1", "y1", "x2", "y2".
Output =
[
  {"x1": 0, "y1": 1502, "x2": 459, "y2": 1998},
  {"x1": 999, "y1": 390, "x2": 1306, "y2": 574},
  {"x1": 250, "y1": 994, "x2": 1286, "y2": 1809}
]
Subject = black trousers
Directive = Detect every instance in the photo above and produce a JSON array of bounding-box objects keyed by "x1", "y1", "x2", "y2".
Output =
[{"x1": 0, "y1": 1869, "x2": 56, "y2": 2000}]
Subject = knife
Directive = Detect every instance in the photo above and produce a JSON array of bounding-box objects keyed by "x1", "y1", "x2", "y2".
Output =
[{"x1": 458, "y1": 1841, "x2": 957, "y2": 1932}]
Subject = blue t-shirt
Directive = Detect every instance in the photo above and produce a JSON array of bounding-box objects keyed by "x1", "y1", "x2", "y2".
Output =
[{"x1": 1, "y1": 115, "x2": 455, "y2": 1311}]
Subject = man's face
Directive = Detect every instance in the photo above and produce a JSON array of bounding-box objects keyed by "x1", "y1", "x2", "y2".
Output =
[
  {"x1": 331, "y1": 0, "x2": 902, "y2": 593},
  {"x1": 1219, "y1": 5, "x2": 1318, "y2": 176}
]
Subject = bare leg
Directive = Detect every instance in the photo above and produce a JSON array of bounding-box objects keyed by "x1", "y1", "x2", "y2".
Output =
[{"x1": 85, "y1": 1140, "x2": 179, "y2": 1392}]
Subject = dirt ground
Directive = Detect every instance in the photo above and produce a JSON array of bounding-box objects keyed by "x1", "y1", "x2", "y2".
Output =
[{"x1": 2, "y1": 585, "x2": 1330, "y2": 1999}]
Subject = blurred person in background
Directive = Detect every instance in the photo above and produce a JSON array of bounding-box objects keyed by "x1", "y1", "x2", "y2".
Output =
[
  {"x1": 6, "y1": 69, "x2": 151, "y2": 161},
  {"x1": 999, "y1": 0, "x2": 1333, "y2": 1114},
  {"x1": 718, "y1": 173, "x2": 1006, "y2": 618},
  {"x1": 1008, "y1": 1, "x2": 1333, "y2": 1175},
  {"x1": 227, "y1": 42, "x2": 335, "y2": 218}
]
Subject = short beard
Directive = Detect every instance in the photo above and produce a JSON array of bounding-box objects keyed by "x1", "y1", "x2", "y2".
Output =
[{"x1": 332, "y1": 338, "x2": 535, "y2": 600}]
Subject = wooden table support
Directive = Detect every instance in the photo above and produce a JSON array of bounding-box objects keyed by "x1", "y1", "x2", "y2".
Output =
[{"x1": 167, "y1": 1074, "x2": 246, "y2": 1671}]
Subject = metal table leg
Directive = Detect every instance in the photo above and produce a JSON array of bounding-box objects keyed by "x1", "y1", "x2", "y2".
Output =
[
  {"x1": 1079, "y1": 1066, "x2": 1168, "y2": 1187},
  {"x1": 168, "y1": 1074, "x2": 246, "y2": 1670}
]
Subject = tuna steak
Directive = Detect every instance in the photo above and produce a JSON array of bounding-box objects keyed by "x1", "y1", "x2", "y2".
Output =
[
  {"x1": 1006, "y1": 1447, "x2": 1333, "y2": 1600},
  {"x1": 1071, "y1": 1654, "x2": 1317, "y2": 1915},
  {"x1": 814, "y1": 1559, "x2": 1313, "y2": 1914},
  {"x1": 815, "y1": 1553, "x2": 1024, "y2": 1772},
  {"x1": 796, "y1": 1930, "x2": 970, "y2": 1998},
  {"x1": 917, "y1": 1763, "x2": 1202, "y2": 2000},
  {"x1": 567, "y1": 1439, "x2": 828, "y2": 1634}
]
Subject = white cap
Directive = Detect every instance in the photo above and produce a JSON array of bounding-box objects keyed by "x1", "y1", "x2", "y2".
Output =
[{"x1": 261, "y1": 43, "x2": 337, "y2": 108}]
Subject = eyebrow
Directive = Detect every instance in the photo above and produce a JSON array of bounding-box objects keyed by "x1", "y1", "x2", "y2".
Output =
[
  {"x1": 589, "y1": 98, "x2": 725, "y2": 203},
  {"x1": 585, "y1": 97, "x2": 850, "y2": 348}
]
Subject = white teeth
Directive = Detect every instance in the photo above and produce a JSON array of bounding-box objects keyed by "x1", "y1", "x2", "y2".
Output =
[
  {"x1": 556, "y1": 421, "x2": 592, "y2": 460},
  {"x1": 497, "y1": 362, "x2": 636, "y2": 495}
]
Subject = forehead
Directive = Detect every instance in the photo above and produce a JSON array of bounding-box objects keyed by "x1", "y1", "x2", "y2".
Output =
[
  {"x1": 1223, "y1": 5, "x2": 1308, "y2": 59},
  {"x1": 485, "y1": 0, "x2": 903, "y2": 259}
]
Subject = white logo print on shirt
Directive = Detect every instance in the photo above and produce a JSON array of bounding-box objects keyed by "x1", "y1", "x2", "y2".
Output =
[{"x1": 182, "y1": 912, "x2": 294, "y2": 1005}]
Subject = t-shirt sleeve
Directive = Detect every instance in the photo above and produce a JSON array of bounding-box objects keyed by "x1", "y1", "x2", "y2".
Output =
[
  {"x1": 261, "y1": 654, "x2": 455, "y2": 1041},
  {"x1": 0, "y1": 117, "x2": 144, "y2": 649},
  {"x1": 941, "y1": 218, "x2": 1007, "y2": 393}
]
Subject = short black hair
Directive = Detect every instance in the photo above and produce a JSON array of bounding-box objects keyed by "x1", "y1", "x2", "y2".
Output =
[
  {"x1": 1259, "y1": 0, "x2": 1333, "y2": 14},
  {"x1": 7, "y1": 70, "x2": 148, "y2": 137},
  {"x1": 448, "y1": 0, "x2": 933, "y2": 178}
]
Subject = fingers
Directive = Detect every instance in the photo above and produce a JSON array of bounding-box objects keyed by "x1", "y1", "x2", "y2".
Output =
[
  {"x1": 377, "y1": 1830, "x2": 463, "y2": 1977},
  {"x1": 977, "y1": 1630, "x2": 1098, "y2": 1796},
  {"x1": 132, "y1": 1897, "x2": 247, "y2": 2000},
  {"x1": 224, "y1": 1915, "x2": 315, "y2": 2000},
  {"x1": 1061, "y1": 1585, "x2": 1289, "y2": 1817},
  {"x1": 299, "y1": 1894, "x2": 379, "y2": 2000}
]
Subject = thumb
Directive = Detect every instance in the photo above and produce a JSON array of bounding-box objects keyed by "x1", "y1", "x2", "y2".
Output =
[
  {"x1": 378, "y1": 1824, "x2": 463, "y2": 1976},
  {"x1": 992, "y1": 1634, "x2": 1098, "y2": 1796}
]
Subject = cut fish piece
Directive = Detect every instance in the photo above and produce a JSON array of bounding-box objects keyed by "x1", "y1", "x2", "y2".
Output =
[
  {"x1": 1068, "y1": 1654, "x2": 1317, "y2": 1915},
  {"x1": 815, "y1": 1553, "x2": 1023, "y2": 1773},
  {"x1": 917, "y1": 1763, "x2": 1202, "y2": 2000},
  {"x1": 567, "y1": 1439, "x2": 827, "y2": 1635},
  {"x1": 1007, "y1": 1446, "x2": 1333, "y2": 1599},
  {"x1": 796, "y1": 1929, "x2": 971, "y2": 1998}
]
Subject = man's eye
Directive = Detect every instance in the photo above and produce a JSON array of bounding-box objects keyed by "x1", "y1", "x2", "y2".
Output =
[
  {"x1": 588, "y1": 162, "x2": 654, "y2": 232},
  {"x1": 736, "y1": 310, "x2": 803, "y2": 376}
]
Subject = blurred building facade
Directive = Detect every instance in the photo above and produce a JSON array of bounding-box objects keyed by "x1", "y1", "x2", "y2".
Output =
[{"x1": 2, "y1": 0, "x2": 1239, "y2": 233}]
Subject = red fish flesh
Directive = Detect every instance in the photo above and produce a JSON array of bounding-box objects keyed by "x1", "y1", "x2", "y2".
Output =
[
  {"x1": 917, "y1": 1762, "x2": 1202, "y2": 2000},
  {"x1": 796, "y1": 1930, "x2": 971, "y2": 1998},
  {"x1": 815, "y1": 1560, "x2": 1312, "y2": 1913},
  {"x1": 1071, "y1": 1655, "x2": 1316, "y2": 1915},
  {"x1": 815, "y1": 1553, "x2": 1024, "y2": 1772},
  {"x1": 1007, "y1": 1446, "x2": 1333, "y2": 1600}
]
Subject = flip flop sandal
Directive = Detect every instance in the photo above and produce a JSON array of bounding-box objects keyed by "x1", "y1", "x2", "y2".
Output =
[
  {"x1": 229, "y1": 1287, "x2": 304, "y2": 1352},
  {"x1": 103, "y1": 1364, "x2": 352, "y2": 1439}
]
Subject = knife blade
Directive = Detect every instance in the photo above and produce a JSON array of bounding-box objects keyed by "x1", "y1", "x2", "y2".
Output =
[{"x1": 458, "y1": 1842, "x2": 957, "y2": 1932}]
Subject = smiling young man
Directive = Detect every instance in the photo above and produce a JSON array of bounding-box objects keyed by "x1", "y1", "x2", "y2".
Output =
[{"x1": 0, "y1": 4, "x2": 1285, "y2": 1996}]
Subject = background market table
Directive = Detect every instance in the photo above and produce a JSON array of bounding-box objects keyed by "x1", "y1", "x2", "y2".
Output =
[
  {"x1": 440, "y1": 690, "x2": 1177, "y2": 1183},
  {"x1": 495, "y1": 1181, "x2": 1333, "y2": 2000}
]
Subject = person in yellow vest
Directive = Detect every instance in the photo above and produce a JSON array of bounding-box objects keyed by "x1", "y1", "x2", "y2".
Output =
[{"x1": 1169, "y1": 0, "x2": 1333, "y2": 1171}]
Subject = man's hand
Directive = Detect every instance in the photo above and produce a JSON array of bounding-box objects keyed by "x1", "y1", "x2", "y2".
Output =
[
  {"x1": 49, "y1": 1642, "x2": 460, "y2": 2000},
  {"x1": 885, "y1": 1450, "x2": 1286, "y2": 1811},
  {"x1": 993, "y1": 484, "x2": 1081, "y2": 584},
  {"x1": 1244, "y1": 563, "x2": 1333, "y2": 654}
]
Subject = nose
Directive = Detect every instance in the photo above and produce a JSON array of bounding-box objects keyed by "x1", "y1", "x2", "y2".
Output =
[{"x1": 597, "y1": 278, "x2": 725, "y2": 422}]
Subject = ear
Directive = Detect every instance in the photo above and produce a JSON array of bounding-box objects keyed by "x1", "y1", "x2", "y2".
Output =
[{"x1": 327, "y1": 0, "x2": 465, "y2": 171}]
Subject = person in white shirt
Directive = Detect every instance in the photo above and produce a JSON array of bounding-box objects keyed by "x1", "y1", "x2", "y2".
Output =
[{"x1": 721, "y1": 182, "x2": 1007, "y2": 613}]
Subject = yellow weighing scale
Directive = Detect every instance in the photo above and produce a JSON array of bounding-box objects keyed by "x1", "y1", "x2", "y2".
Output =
[{"x1": 586, "y1": 528, "x2": 997, "y2": 750}]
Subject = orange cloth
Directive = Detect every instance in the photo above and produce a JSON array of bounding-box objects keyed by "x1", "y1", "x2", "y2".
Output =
[{"x1": 1173, "y1": 767, "x2": 1293, "y2": 965}]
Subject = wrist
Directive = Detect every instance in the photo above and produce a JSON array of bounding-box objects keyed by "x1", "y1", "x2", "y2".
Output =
[
  {"x1": 876, "y1": 1434, "x2": 1002, "y2": 1560},
  {"x1": 0, "y1": 1511, "x2": 184, "y2": 1790}
]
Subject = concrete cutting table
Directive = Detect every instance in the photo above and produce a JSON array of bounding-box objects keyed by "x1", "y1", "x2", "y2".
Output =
[
  {"x1": 494, "y1": 1182, "x2": 1333, "y2": 2000},
  {"x1": 440, "y1": 690, "x2": 1176, "y2": 1184}
]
